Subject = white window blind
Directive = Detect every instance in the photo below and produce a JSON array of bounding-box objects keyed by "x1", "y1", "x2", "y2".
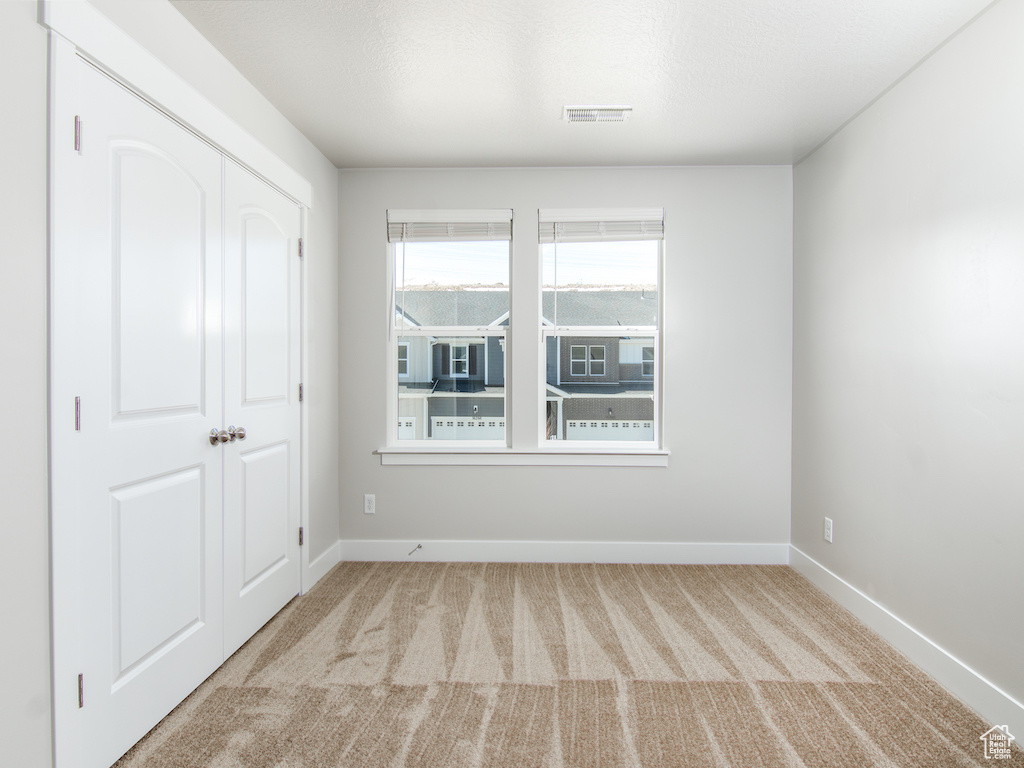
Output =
[
  {"x1": 388, "y1": 209, "x2": 512, "y2": 242},
  {"x1": 538, "y1": 208, "x2": 664, "y2": 243}
]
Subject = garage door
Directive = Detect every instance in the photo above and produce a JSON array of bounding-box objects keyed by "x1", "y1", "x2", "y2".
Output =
[{"x1": 566, "y1": 419, "x2": 654, "y2": 441}]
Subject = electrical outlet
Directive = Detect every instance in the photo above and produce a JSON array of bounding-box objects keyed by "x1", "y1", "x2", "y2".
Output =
[
  {"x1": 364, "y1": 494, "x2": 375, "y2": 514},
  {"x1": 824, "y1": 517, "x2": 833, "y2": 544}
]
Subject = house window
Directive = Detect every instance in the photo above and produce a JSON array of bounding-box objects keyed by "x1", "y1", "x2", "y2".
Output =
[
  {"x1": 385, "y1": 207, "x2": 664, "y2": 458},
  {"x1": 541, "y1": 208, "x2": 663, "y2": 445},
  {"x1": 450, "y1": 344, "x2": 468, "y2": 377},
  {"x1": 397, "y1": 343, "x2": 409, "y2": 376},
  {"x1": 569, "y1": 344, "x2": 605, "y2": 376},
  {"x1": 642, "y1": 345, "x2": 654, "y2": 377},
  {"x1": 570, "y1": 345, "x2": 587, "y2": 376},
  {"x1": 388, "y1": 209, "x2": 510, "y2": 443}
]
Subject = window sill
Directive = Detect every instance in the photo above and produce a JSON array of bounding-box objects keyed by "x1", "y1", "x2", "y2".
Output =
[{"x1": 377, "y1": 447, "x2": 670, "y2": 467}]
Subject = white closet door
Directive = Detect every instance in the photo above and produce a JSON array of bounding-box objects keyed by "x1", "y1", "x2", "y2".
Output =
[
  {"x1": 222, "y1": 161, "x2": 302, "y2": 657},
  {"x1": 51, "y1": 59, "x2": 225, "y2": 768}
]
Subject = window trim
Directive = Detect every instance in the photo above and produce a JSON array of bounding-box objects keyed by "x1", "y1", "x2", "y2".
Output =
[
  {"x1": 377, "y1": 447, "x2": 669, "y2": 467},
  {"x1": 385, "y1": 207, "x2": 666, "y2": 460}
]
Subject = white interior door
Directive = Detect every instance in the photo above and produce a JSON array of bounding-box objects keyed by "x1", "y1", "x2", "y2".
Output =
[
  {"x1": 51, "y1": 58, "x2": 225, "y2": 768},
  {"x1": 222, "y1": 161, "x2": 302, "y2": 657}
]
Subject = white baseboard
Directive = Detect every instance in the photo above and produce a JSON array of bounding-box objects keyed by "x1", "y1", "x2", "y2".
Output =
[
  {"x1": 337, "y1": 539, "x2": 790, "y2": 565},
  {"x1": 790, "y1": 546, "x2": 1024, "y2": 740},
  {"x1": 303, "y1": 539, "x2": 342, "y2": 594}
]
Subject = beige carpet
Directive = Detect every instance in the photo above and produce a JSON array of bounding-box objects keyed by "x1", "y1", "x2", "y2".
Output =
[{"x1": 115, "y1": 562, "x2": 1022, "y2": 767}]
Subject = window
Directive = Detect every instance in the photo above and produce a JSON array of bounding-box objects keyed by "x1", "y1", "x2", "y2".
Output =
[
  {"x1": 569, "y1": 345, "x2": 605, "y2": 376},
  {"x1": 450, "y1": 344, "x2": 469, "y2": 377},
  {"x1": 385, "y1": 207, "x2": 664, "y2": 461},
  {"x1": 570, "y1": 346, "x2": 587, "y2": 376},
  {"x1": 388, "y1": 209, "x2": 510, "y2": 443},
  {"x1": 397, "y1": 343, "x2": 409, "y2": 376},
  {"x1": 541, "y1": 209, "x2": 663, "y2": 445},
  {"x1": 642, "y1": 345, "x2": 654, "y2": 377}
]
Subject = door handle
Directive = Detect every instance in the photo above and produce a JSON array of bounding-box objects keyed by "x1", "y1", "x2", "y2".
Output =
[
  {"x1": 227, "y1": 425, "x2": 246, "y2": 441},
  {"x1": 209, "y1": 428, "x2": 230, "y2": 445}
]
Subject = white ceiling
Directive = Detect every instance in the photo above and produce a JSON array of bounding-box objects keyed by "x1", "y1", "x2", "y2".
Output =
[{"x1": 169, "y1": 0, "x2": 996, "y2": 169}]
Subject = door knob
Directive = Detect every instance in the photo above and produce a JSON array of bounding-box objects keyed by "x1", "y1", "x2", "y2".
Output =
[
  {"x1": 228, "y1": 425, "x2": 246, "y2": 441},
  {"x1": 209, "y1": 428, "x2": 230, "y2": 445}
]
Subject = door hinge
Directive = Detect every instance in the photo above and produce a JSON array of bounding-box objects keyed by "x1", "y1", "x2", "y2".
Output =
[
  {"x1": 74, "y1": 116, "x2": 81, "y2": 152},
  {"x1": 78, "y1": 674, "x2": 84, "y2": 708},
  {"x1": 298, "y1": 527, "x2": 304, "y2": 546},
  {"x1": 298, "y1": 383, "x2": 304, "y2": 402},
  {"x1": 298, "y1": 238, "x2": 303, "y2": 258},
  {"x1": 75, "y1": 396, "x2": 81, "y2": 431}
]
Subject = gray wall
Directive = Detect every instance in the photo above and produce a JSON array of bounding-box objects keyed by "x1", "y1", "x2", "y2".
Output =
[
  {"x1": 339, "y1": 166, "x2": 793, "y2": 545},
  {"x1": 1, "y1": 3, "x2": 340, "y2": 765},
  {"x1": 486, "y1": 336, "x2": 504, "y2": 385},
  {"x1": 0, "y1": 4, "x2": 53, "y2": 765},
  {"x1": 563, "y1": 398, "x2": 653, "y2": 422},
  {"x1": 793, "y1": 0, "x2": 1024, "y2": 712}
]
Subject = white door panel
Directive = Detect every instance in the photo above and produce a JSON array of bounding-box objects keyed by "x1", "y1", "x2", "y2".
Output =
[
  {"x1": 222, "y1": 160, "x2": 302, "y2": 658},
  {"x1": 51, "y1": 58, "x2": 224, "y2": 768},
  {"x1": 239, "y1": 442, "x2": 291, "y2": 590},
  {"x1": 113, "y1": 144, "x2": 207, "y2": 417},
  {"x1": 111, "y1": 467, "x2": 206, "y2": 675},
  {"x1": 241, "y1": 213, "x2": 292, "y2": 403}
]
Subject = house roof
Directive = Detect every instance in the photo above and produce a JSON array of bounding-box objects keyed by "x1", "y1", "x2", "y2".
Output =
[
  {"x1": 542, "y1": 290, "x2": 657, "y2": 327},
  {"x1": 396, "y1": 290, "x2": 509, "y2": 328},
  {"x1": 396, "y1": 289, "x2": 657, "y2": 327}
]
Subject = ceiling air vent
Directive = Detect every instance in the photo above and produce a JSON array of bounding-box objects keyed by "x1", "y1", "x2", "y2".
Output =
[{"x1": 563, "y1": 105, "x2": 632, "y2": 123}]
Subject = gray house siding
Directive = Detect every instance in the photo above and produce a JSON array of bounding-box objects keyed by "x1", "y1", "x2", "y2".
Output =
[
  {"x1": 428, "y1": 398, "x2": 505, "y2": 419},
  {"x1": 559, "y1": 336, "x2": 620, "y2": 383},
  {"x1": 563, "y1": 397, "x2": 653, "y2": 423},
  {"x1": 619, "y1": 363, "x2": 649, "y2": 381},
  {"x1": 546, "y1": 336, "x2": 559, "y2": 385},
  {"x1": 486, "y1": 337, "x2": 504, "y2": 385}
]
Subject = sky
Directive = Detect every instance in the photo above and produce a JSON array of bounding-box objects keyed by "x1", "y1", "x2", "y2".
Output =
[{"x1": 396, "y1": 240, "x2": 659, "y2": 289}]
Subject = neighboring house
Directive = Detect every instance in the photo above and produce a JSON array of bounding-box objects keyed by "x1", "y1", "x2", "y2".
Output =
[
  {"x1": 395, "y1": 289, "x2": 657, "y2": 440},
  {"x1": 542, "y1": 290, "x2": 657, "y2": 441},
  {"x1": 396, "y1": 290, "x2": 509, "y2": 439}
]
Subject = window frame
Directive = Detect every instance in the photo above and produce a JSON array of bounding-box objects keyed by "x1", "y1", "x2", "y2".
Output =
[
  {"x1": 386, "y1": 209, "x2": 512, "y2": 450},
  {"x1": 382, "y1": 207, "x2": 667, "y2": 465},
  {"x1": 540, "y1": 217, "x2": 663, "y2": 451},
  {"x1": 397, "y1": 342, "x2": 409, "y2": 377},
  {"x1": 449, "y1": 343, "x2": 469, "y2": 378}
]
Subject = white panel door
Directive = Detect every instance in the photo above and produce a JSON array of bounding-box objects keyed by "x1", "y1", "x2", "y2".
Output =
[
  {"x1": 222, "y1": 161, "x2": 302, "y2": 657},
  {"x1": 51, "y1": 58, "x2": 225, "y2": 768}
]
